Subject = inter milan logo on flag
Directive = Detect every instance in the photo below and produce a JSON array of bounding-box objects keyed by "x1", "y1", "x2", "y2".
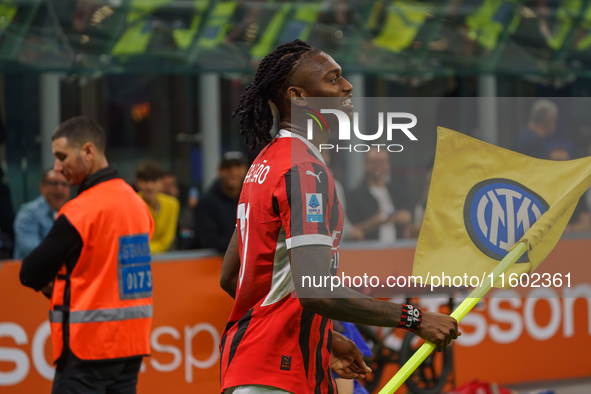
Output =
[{"x1": 464, "y1": 179, "x2": 549, "y2": 262}]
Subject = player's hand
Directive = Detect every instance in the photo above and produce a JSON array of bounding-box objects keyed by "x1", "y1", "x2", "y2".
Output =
[
  {"x1": 330, "y1": 331, "x2": 372, "y2": 379},
  {"x1": 415, "y1": 311, "x2": 461, "y2": 352}
]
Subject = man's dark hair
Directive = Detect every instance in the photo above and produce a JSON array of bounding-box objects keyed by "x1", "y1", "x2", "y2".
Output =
[
  {"x1": 52, "y1": 116, "x2": 107, "y2": 153},
  {"x1": 136, "y1": 161, "x2": 166, "y2": 182},
  {"x1": 233, "y1": 39, "x2": 319, "y2": 150}
]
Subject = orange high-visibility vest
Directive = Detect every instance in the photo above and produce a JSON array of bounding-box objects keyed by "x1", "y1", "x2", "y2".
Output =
[{"x1": 49, "y1": 178, "x2": 154, "y2": 362}]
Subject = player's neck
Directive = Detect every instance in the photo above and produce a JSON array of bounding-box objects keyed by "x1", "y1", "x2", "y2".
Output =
[{"x1": 278, "y1": 121, "x2": 328, "y2": 150}]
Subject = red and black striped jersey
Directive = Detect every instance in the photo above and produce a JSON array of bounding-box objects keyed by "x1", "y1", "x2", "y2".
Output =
[{"x1": 220, "y1": 130, "x2": 343, "y2": 393}]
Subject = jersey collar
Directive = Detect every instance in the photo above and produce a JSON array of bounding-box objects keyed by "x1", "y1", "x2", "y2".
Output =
[
  {"x1": 78, "y1": 166, "x2": 120, "y2": 195},
  {"x1": 277, "y1": 129, "x2": 325, "y2": 164}
]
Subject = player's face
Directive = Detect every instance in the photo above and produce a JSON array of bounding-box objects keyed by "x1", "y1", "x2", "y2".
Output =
[
  {"x1": 293, "y1": 52, "x2": 353, "y2": 105},
  {"x1": 52, "y1": 137, "x2": 91, "y2": 186}
]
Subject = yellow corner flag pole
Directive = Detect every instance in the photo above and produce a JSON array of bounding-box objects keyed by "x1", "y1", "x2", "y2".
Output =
[{"x1": 378, "y1": 242, "x2": 528, "y2": 394}]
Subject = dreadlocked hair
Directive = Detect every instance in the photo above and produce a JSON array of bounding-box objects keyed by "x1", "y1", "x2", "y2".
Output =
[{"x1": 233, "y1": 39, "x2": 318, "y2": 150}]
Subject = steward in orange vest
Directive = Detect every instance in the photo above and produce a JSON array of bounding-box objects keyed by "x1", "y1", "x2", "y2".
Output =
[{"x1": 20, "y1": 116, "x2": 154, "y2": 394}]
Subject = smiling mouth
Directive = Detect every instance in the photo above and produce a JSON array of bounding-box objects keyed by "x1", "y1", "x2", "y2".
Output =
[{"x1": 341, "y1": 97, "x2": 352, "y2": 107}]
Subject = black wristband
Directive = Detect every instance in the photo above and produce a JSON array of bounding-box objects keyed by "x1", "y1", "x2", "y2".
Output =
[{"x1": 399, "y1": 304, "x2": 422, "y2": 331}]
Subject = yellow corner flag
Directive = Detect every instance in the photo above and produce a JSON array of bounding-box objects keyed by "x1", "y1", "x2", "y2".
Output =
[{"x1": 413, "y1": 127, "x2": 591, "y2": 287}]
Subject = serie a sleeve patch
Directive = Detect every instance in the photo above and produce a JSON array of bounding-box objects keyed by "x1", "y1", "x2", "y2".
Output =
[{"x1": 306, "y1": 193, "x2": 323, "y2": 222}]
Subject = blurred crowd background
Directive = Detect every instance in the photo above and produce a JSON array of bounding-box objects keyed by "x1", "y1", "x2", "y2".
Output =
[{"x1": 2, "y1": 0, "x2": 591, "y2": 258}]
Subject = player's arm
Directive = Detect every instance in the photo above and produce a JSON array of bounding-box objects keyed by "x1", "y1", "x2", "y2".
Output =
[
  {"x1": 290, "y1": 246, "x2": 460, "y2": 352},
  {"x1": 281, "y1": 164, "x2": 459, "y2": 350},
  {"x1": 220, "y1": 228, "x2": 240, "y2": 299}
]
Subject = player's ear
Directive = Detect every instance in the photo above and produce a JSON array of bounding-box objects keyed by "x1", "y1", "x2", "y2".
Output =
[{"x1": 288, "y1": 87, "x2": 308, "y2": 107}]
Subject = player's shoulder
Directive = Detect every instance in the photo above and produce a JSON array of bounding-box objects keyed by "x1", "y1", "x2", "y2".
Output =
[
  {"x1": 243, "y1": 138, "x2": 293, "y2": 185},
  {"x1": 245, "y1": 132, "x2": 332, "y2": 186},
  {"x1": 273, "y1": 132, "x2": 327, "y2": 169}
]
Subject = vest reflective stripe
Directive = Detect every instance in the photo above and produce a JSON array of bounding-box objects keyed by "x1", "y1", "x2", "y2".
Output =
[
  {"x1": 70, "y1": 305, "x2": 153, "y2": 323},
  {"x1": 49, "y1": 305, "x2": 152, "y2": 323},
  {"x1": 49, "y1": 310, "x2": 63, "y2": 323}
]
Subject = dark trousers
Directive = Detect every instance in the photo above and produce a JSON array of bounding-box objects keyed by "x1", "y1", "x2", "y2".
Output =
[{"x1": 52, "y1": 349, "x2": 142, "y2": 394}]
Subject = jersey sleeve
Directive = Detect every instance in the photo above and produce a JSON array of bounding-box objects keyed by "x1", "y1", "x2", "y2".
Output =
[{"x1": 273, "y1": 161, "x2": 335, "y2": 249}]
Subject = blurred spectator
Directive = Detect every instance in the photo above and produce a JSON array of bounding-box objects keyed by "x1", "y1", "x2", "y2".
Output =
[
  {"x1": 161, "y1": 171, "x2": 180, "y2": 198},
  {"x1": 160, "y1": 171, "x2": 199, "y2": 250},
  {"x1": 13, "y1": 169, "x2": 71, "y2": 259},
  {"x1": 347, "y1": 149, "x2": 413, "y2": 241},
  {"x1": 513, "y1": 99, "x2": 558, "y2": 159},
  {"x1": 136, "y1": 161, "x2": 180, "y2": 254},
  {"x1": 193, "y1": 151, "x2": 248, "y2": 252},
  {"x1": 549, "y1": 147, "x2": 591, "y2": 233}
]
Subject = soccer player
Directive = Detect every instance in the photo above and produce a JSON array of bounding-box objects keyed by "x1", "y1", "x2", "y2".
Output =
[{"x1": 219, "y1": 40, "x2": 460, "y2": 394}]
